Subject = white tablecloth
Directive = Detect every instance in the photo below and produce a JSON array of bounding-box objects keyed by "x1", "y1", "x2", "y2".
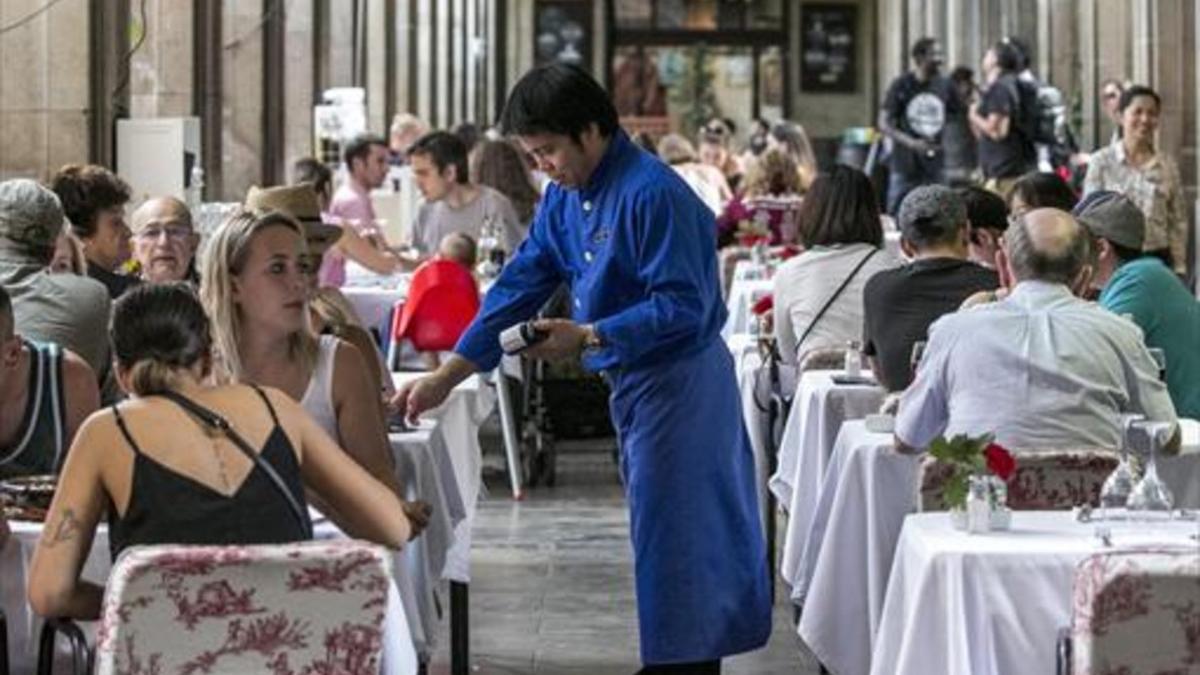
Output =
[
  {"x1": 721, "y1": 278, "x2": 773, "y2": 340},
  {"x1": 392, "y1": 372, "x2": 495, "y2": 583},
  {"x1": 771, "y1": 371, "x2": 885, "y2": 593},
  {"x1": 795, "y1": 421, "x2": 917, "y2": 675},
  {"x1": 2, "y1": 521, "x2": 418, "y2": 675},
  {"x1": 871, "y1": 511, "x2": 1200, "y2": 675},
  {"x1": 387, "y1": 426, "x2": 466, "y2": 655},
  {"x1": 796, "y1": 419, "x2": 1200, "y2": 675},
  {"x1": 342, "y1": 281, "x2": 408, "y2": 330}
]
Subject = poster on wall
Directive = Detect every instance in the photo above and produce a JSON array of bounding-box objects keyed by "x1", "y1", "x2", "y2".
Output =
[
  {"x1": 534, "y1": 1, "x2": 592, "y2": 72},
  {"x1": 800, "y1": 4, "x2": 857, "y2": 93}
]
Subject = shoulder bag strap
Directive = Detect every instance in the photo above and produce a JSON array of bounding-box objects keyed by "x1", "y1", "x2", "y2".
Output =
[
  {"x1": 156, "y1": 389, "x2": 310, "y2": 535},
  {"x1": 794, "y1": 248, "x2": 879, "y2": 353}
]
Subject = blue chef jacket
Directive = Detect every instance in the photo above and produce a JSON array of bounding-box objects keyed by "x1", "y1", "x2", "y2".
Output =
[{"x1": 455, "y1": 131, "x2": 771, "y2": 664}]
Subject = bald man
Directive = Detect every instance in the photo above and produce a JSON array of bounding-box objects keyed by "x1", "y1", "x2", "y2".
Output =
[
  {"x1": 894, "y1": 208, "x2": 1177, "y2": 453},
  {"x1": 128, "y1": 197, "x2": 200, "y2": 283}
]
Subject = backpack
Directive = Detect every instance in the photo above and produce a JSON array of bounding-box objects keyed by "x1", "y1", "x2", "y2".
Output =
[{"x1": 1014, "y1": 76, "x2": 1069, "y2": 148}]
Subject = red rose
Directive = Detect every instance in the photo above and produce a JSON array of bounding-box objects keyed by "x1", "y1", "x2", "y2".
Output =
[{"x1": 984, "y1": 442, "x2": 1017, "y2": 481}]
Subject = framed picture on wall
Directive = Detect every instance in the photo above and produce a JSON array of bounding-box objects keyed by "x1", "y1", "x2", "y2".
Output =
[
  {"x1": 801, "y1": 3, "x2": 857, "y2": 93},
  {"x1": 535, "y1": 1, "x2": 593, "y2": 72}
]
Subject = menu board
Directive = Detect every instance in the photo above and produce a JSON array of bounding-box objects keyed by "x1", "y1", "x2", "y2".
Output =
[
  {"x1": 534, "y1": 1, "x2": 592, "y2": 72},
  {"x1": 801, "y1": 3, "x2": 858, "y2": 93}
]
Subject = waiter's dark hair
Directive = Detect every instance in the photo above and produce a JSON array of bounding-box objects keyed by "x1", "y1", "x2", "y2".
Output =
[{"x1": 499, "y1": 63, "x2": 619, "y2": 143}]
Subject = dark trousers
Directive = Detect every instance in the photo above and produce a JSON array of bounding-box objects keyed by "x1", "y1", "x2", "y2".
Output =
[
  {"x1": 637, "y1": 660, "x2": 721, "y2": 674},
  {"x1": 887, "y1": 165, "x2": 944, "y2": 215}
]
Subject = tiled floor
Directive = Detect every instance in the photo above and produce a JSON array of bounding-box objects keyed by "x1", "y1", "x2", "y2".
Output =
[{"x1": 425, "y1": 444, "x2": 820, "y2": 675}]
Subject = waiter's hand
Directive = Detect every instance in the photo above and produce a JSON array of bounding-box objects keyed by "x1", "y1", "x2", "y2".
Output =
[
  {"x1": 392, "y1": 375, "x2": 452, "y2": 425},
  {"x1": 525, "y1": 319, "x2": 590, "y2": 361}
]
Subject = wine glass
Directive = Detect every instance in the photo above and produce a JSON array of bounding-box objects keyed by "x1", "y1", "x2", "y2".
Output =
[
  {"x1": 909, "y1": 341, "x2": 927, "y2": 379},
  {"x1": 1100, "y1": 414, "x2": 1143, "y2": 516},
  {"x1": 1147, "y1": 347, "x2": 1167, "y2": 383},
  {"x1": 1125, "y1": 420, "x2": 1175, "y2": 517}
]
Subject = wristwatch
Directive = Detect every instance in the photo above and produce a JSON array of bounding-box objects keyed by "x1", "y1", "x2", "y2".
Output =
[{"x1": 582, "y1": 324, "x2": 604, "y2": 351}]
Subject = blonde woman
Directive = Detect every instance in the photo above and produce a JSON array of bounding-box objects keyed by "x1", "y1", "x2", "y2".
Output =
[
  {"x1": 28, "y1": 284, "x2": 412, "y2": 620},
  {"x1": 199, "y1": 209, "x2": 426, "y2": 531}
]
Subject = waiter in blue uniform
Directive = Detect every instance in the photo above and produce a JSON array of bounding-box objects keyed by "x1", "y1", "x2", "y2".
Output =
[{"x1": 394, "y1": 63, "x2": 771, "y2": 673}]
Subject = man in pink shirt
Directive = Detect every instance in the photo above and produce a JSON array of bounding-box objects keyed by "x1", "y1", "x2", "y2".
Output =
[{"x1": 329, "y1": 134, "x2": 391, "y2": 238}]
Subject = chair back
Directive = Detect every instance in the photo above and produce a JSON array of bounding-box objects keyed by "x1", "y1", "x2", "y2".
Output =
[
  {"x1": 94, "y1": 540, "x2": 391, "y2": 675},
  {"x1": 798, "y1": 348, "x2": 845, "y2": 373},
  {"x1": 392, "y1": 259, "x2": 479, "y2": 354},
  {"x1": 919, "y1": 449, "x2": 1118, "y2": 511},
  {"x1": 1069, "y1": 549, "x2": 1200, "y2": 675}
]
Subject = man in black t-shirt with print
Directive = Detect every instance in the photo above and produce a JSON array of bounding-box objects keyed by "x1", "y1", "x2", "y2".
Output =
[
  {"x1": 862, "y1": 185, "x2": 999, "y2": 392},
  {"x1": 879, "y1": 38, "x2": 959, "y2": 214},
  {"x1": 970, "y1": 40, "x2": 1036, "y2": 197}
]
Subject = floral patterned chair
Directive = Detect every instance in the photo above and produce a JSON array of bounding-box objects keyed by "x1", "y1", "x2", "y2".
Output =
[
  {"x1": 1058, "y1": 548, "x2": 1200, "y2": 675},
  {"x1": 93, "y1": 540, "x2": 392, "y2": 675},
  {"x1": 798, "y1": 348, "x2": 846, "y2": 373},
  {"x1": 919, "y1": 449, "x2": 1118, "y2": 511}
]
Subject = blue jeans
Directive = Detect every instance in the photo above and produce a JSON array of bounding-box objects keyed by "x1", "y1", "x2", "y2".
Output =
[{"x1": 887, "y1": 165, "x2": 945, "y2": 215}]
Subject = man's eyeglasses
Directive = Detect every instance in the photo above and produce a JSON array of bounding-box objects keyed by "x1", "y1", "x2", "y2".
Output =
[{"x1": 135, "y1": 226, "x2": 192, "y2": 241}]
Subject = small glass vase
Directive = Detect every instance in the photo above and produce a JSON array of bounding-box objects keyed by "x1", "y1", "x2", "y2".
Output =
[{"x1": 948, "y1": 474, "x2": 1010, "y2": 531}]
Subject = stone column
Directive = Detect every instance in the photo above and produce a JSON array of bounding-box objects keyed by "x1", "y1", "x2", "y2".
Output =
[
  {"x1": 129, "y1": 0, "x2": 194, "y2": 119},
  {"x1": 0, "y1": 0, "x2": 91, "y2": 181},
  {"x1": 284, "y1": 0, "x2": 317, "y2": 170}
]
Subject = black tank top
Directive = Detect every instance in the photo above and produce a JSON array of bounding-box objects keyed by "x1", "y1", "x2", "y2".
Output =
[{"x1": 107, "y1": 386, "x2": 313, "y2": 561}]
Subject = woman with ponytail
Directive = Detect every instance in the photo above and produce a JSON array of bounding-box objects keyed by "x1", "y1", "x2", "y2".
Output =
[{"x1": 27, "y1": 283, "x2": 412, "y2": 620}]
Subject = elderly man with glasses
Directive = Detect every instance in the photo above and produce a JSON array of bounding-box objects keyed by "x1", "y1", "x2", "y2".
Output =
[{"x1": 129, "y1": 197, "x2": 201, "y2": 284}]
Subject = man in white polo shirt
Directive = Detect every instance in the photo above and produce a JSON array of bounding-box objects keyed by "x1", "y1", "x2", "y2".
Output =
[{"x1": 895, "y1": 207, "x2": 1178, "y2": 453}]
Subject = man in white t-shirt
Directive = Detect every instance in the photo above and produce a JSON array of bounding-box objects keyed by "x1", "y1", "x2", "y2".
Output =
[{"x1": 408, "y1": 131, "x2": 524, "y2": 256}]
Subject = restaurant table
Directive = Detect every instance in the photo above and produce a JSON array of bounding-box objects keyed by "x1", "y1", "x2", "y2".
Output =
[
  {"x1": 721, "y1": 277, "x2": 773, "y2": 340},
  {"x1": 770, "y1": 371, "x2": 885, "y2": 594},
  {"x1": 341, "y1": 268, "x2": 411, "y2": 331},
  {"x1": 391, "y1": 371, "x2": 494, "y2": 584},
  {"x1": 796, "y1": 418, "x2": 1200, "y2": 675},
  {"x1": 728, "y1": 335, "x2": 767, "y2": 521},
  {"x1": 1, "y1": 519, "x2": 420, "y2": 675},
  {"x1": 387, "y1": 424, "x2": 467, "y2": 656},
  {"x1": 871, "y1": 511, "x2": 1199, "y2": 675},
  {"x1": 794, "y1": 421, "x2": 917, "y2": 675}
]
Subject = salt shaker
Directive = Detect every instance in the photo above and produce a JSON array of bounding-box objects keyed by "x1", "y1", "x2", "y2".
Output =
[
  {"x1": 845, "y1": 340, "x2": 862, "y2": 378},
  {"x1": 966, "y1": 476, "x2": 991, "y2": 534}
]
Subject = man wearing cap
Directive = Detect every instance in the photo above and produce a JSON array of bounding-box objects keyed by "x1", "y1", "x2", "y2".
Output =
[
  {"x1": 1076, "y1": 191, "x2": 1200, "y2": 418},
  {"x1": 0, "y1": 179, "x2": 112, "y2": 381},
  {"x1": 895, "y1": 208, "x2": 1177, "y2": 453},
  {"x1": 862, "y1": 186, "x2": 998, "y2": 392}
]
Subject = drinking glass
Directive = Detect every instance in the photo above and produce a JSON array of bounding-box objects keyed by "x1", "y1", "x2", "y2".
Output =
[
  {"x1": 1148, "y1": 347, "x2": 1167, "y2": 383},
  {"x1": 1126, "y1": 420, "x2": 1175, "y2": 517},
  {"x1": 909, "y1": 341, "x2": 927, "y2": 379},
  {"x1": 1100, "y1": 414, "x2": 1143, "y2": 516}
]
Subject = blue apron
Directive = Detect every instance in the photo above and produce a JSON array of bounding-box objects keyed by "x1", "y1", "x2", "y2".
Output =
[{"x1": 456, "y1": 131, "x2": 771, "y2": 664}]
